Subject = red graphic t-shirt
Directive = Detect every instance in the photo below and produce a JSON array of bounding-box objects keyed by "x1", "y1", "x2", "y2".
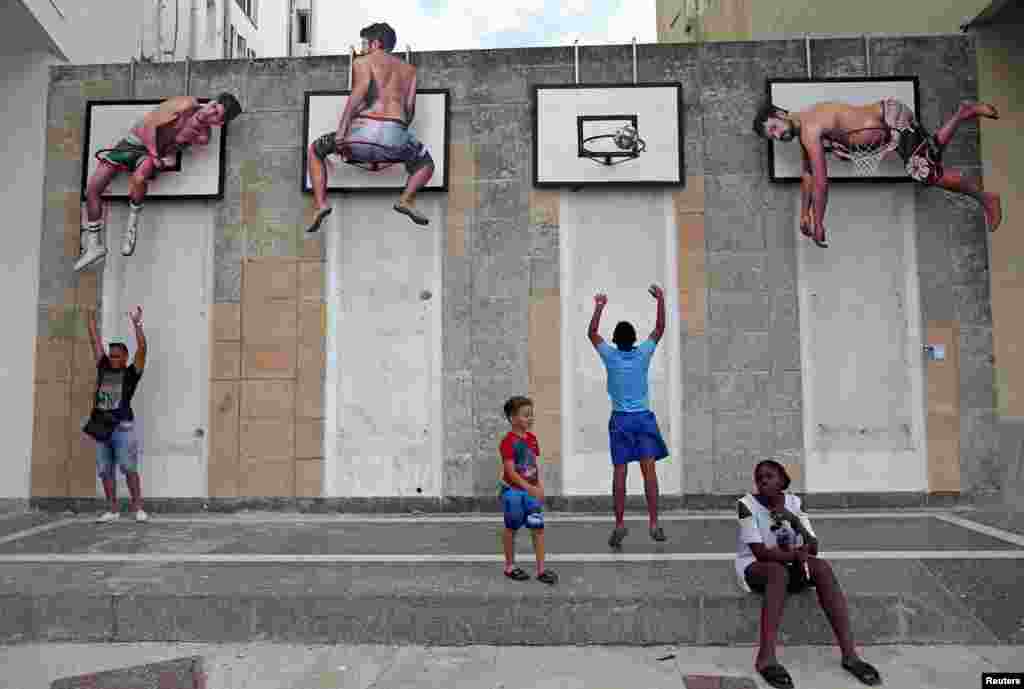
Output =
[{"x1": 499, "y1": 431, "x2": 540, "y2": 489}]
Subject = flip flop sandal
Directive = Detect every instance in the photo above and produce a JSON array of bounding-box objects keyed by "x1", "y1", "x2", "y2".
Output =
[
  {"x1": 650, "y1": 526, "x2": 666, "y2": 542},
  {"x1": 758, "y1": 663, "x2": 794, "y2": 689},
  {"x1": 842, "y1": 658, "x2": 881, "y2": 686},
  {"x1": 536, "y1": 570, "x2": 558, "y2": 585},
  {"x1": 393, "y1": 204, "x2": 430, "y2": 225},
  {"x1": 306, "y1": 207, "x2": 332, "y2": 233},
  {"x1": 608, "y1": 526, "x2": 628, "y2": 548},
  {"x1": 504, "y1": 567, "x2": 530, "y2": 581}
]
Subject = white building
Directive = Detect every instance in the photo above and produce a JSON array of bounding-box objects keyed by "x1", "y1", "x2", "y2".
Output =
[{"x1": 290, "y1": 0, "x2": 315, "y2": 57}]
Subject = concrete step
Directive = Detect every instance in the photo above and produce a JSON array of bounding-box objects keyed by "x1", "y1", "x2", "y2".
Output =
[{"x1": 0, "y1": 511, "x2": 1020, "y2": 646}]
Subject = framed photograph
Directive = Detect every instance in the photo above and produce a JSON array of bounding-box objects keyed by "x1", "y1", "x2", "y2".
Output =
[
  {"x1": 533, "y1": 83, "x2": 684, "y2": 188},
  {"x1": 80, "y1": 99, "x2": 228, "y2": 200},
  {"x1": 766, "y1": 76, "x2": 921, "y2": 183},
  {"x1": 302, "y1": 89, "x2": 450, "y2": 192}
]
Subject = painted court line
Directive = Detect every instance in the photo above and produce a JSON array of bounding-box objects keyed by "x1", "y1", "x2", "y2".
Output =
[
  {"x1": 0, "y1": 518, "x2": 77, "y2": 546},
  {"x1": 121, "y1": 510, "x2": 950, "y2": 525},
  {"x1": 0, "y1": 550, "x2": 1020, "y2": 564},
  {"x1": 932, "y1": 513, "x2": 1024, "y2": 548}
]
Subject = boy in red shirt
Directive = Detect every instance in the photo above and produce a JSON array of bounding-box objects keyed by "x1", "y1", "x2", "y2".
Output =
[{"x1": 499, "y1": 396, "x2": 557, "y2": 585}]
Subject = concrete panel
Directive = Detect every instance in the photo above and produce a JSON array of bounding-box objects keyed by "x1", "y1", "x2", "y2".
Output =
[
  {"x1": 100, "y1": 203, "x2": 212, "y2": 499},
  {"x1": 324, "y1": 198, "x2": 443, "y2": 497},
  {"x1": 798, "y1": 187, "x2": 926, "y2": 492},
  {"x1": 560, "y1": 189, "x2": 682, "y2": 495}
]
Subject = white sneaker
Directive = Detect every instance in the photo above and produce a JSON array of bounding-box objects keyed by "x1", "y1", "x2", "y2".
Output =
[
  {"x1": 122, "y1": 206, "x2": 141, "y2": 256},
  {"x1": 95, "y1": 511, "x2": 120, "y2": 523},
  {"x1": 134, "y1": 509, "x2": 149, "y2": 523},
  {"x1": 74, "y1": 230, "x2": 108, "y2": 272}
]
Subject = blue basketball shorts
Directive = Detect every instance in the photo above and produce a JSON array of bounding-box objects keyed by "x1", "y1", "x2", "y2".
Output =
[
  {"x1": 502, "y1": 488, "x2": 544, "y2": 530},
  {"x1": 608, "y1": 410, "x2": 669, "y2": 465}
]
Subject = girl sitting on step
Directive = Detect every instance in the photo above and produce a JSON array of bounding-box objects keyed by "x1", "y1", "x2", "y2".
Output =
[{"x1": 735, "y1": 460, "x2": 881, "y2": 689}]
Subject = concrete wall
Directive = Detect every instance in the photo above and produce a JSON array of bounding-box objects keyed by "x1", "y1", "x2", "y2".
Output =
[
  {"x1": 974, "y1": 5, "x2": 1024, "y2": 503},
  {"x1": 27, "y1": 36, "x2": 1002, "y2": 503},
  {"x1": 0, "y1": 1, "x2": 61, "y2": 503}
]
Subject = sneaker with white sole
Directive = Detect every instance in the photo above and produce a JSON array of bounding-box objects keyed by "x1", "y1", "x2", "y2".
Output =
[
  {"x1": 74, "y1": 229, "x2": 108, "y2": 272},
  {"x1": 95, "y1": 511, "x2": 120, "y2": 523},
  {"x1": 122, "y1": 205, "x2": 141, "y2": 256},
  {"x1": 134, "y1": 509, "x2": 149, "y2": 523}
]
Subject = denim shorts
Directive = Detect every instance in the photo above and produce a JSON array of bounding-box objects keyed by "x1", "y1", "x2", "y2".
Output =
[
  {"x1": 314, "y1": 116, "x2": 433, "y2": 175},
  {"x1": 95, "y1": 421, "x2": 140, "y2": 478}
]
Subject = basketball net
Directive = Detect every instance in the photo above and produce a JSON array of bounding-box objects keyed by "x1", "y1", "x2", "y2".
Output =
[{"x1": 836, "y1": 128, "x2": 900, "y2": 177}]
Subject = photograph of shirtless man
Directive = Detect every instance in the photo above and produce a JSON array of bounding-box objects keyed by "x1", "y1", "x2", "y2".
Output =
[
  {"x1": 754, "y1": 98, "x2": 1002, "y2": 247},
  {"x1": 306, "y1": 22, "x2": 436, "y2": 232},
  {"x1": 77, "y1": 93, "x2": 241, "y2": 271}
]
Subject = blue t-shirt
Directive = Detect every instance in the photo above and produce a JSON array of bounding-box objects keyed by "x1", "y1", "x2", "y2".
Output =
[{"x1": 597, "y1": 339, "x2": 657, "y2": 413}]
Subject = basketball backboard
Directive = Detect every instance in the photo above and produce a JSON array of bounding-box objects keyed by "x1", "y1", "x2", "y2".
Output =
[{"x1": 534, "y1": 83, "x2": 684, "y2": 187}]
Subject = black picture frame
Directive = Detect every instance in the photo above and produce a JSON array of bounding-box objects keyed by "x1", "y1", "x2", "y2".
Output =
[
  {"x1": 766, "y1": 76, "x2": 921, "y2": 184},
  {"x1": 80, "y1": 99, "x2": 228, "y2": 201},
  {"x1": 301, "y1": 89, "x2": 451, "y2": 194},
  {"x1": 532, "y1": 82, "x2": 685, "y2": 189}
]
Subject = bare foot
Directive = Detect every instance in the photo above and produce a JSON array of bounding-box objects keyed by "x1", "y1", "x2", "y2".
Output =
[
  {"x1": 983, "y1": 193, "x2": 1002, "y2": 232},
  {"x1": 960, "y1": 101, "x2": 1000, "y2": 120}
]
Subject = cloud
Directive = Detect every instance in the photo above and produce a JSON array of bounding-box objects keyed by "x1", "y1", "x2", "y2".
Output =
[
  {"x1": 560, "y1": 0, "x2": 590, "y2": 17},
  {"x1": 554, "y1": 1, "x2": 656, "y2": 47},
  {"x1": 317, "y1": 1, "x2": 656, "y2": 53},
  {"x1": 319, "y1": 0, "x2": 547, "y2": 52}
]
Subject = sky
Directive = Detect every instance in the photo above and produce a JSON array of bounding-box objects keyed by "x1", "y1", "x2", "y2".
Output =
[{"x1": 316, "y1": 0, "x2": 657, "y2": 54}]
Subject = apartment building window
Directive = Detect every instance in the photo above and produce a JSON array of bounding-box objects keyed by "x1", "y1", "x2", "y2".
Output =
[
  {"x1": 296, "y1": 9, "x2": 311, "y2": 44},
  {"x1": 238, "y1": 34, "x2": 246, "y2": 57},
  {"x1": 249, "y1": 48, "x2": 256, "y2": 59},
  {"x1": 229, "y1": 24, "x2": 236, "y2": 57},
  {"x1": 236, "y1": 0, "x2": 257, "y2": 27}
]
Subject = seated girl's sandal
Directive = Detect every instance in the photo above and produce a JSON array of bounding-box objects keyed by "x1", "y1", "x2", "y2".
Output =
[
  {"x1": 504, "y1": 567, "x2": 530, "y2": 581},
  {"x1": 842, "y1": 658, "x2": 881, "y2": 686},
  {"x1": 758, "y1": 663, "x2": 794, "y2": 689},
  {"x1": 536, "y1": 570, "x2": 558, "y2": 585}
]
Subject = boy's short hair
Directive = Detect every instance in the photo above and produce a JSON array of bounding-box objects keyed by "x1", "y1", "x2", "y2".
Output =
[
  {"x1": 612, "y1": 321, "x2": 637, "y2": 350},
  {"x1": 503, "y1": 395, "x2": 533, "y2": 422},
  {"x1": 360, "y1": 22, "x2": 397, "y2": 52},
  {"x1": 109, "y1": 342, "x2": 129, "y2": 355},
  {"x1": 752, "y1": 103, "x2": 788, "y2": 138}
]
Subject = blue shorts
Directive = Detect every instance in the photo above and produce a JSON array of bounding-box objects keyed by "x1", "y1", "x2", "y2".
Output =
[
  {"x1": 95, "y1": 421, "x2": 140, "y2": 479},
  {"x1": 608, "y1": 410, "x2": 669, "y2": 465},
  {"x1": 502, "y1": 489, "x2": 543, "y2": 530}
]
